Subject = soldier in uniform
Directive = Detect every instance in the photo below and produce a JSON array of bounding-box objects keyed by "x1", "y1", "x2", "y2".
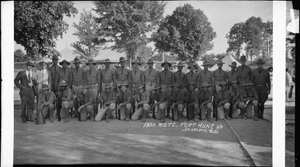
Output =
[
  {"x1": 170, "y1": 83, "x2": 185, "y2": 122},
  {"x1": 115, "y1": 57, "x2": 131, "y2": 90},
  {"x1": 130, "y1": 59, "x2": 144, "y2": 96},
  {"x1": 77, "y1": 85, "x2": 95, "y2": 122},
  {"x1": 144, "y1": 58, "x2": 159, "y2": 93},
  {"x1": 186, "y1": 83, "x2": 199, "y2": 121},
  {"x1": 14, "y1": 61, "x2": 37, "y2": 123},
  {"x1": 48, "y1": 55, "x2": 61, "y2": 93},
  {"x1": 227, "y1": 62, "x2": 240, "y2": 84},
  {"x1": 213, "y1": 60, "x2": 228, "y2": 92},
  {"x1": 251, "y1": 58, "x2": 271, "y2": 119},
  {"x1": 215, "y1": 81, "x2": 231, "y2": 120},
  {"x1": 228, "y1": 80, "x2": 242, "y2": 119},
  {"x1": 95, "y1": 83, "x2": 116, "y2": 123},
  {"x1": 99, "y1": 58, "x2": 114, "y2": 93},
  {"x1": 58, "y1": 80, "x2": 74, "y2": 123},
  {"x1": 158, "y1": 61, "x2": 173, "y2": 119},
  {"x1": 236, "y1": 55, "x2": 252, "y2": 86},
  {"x1": 184, "y1": 62, "x2": 199, "y2": 90},
  {"x1": 151, "y1": 85, "x2": 171, "y2": 123},
  {"x1": 239, "y1": 81, "x2": 259, "y2": 120},
  {"x1": 38, "y1": 84, "x2": 56, "y2": 123},
  {"x1": 117, "y1": 82, "x2": 132, "y2": 121},
  {"x1": 173, "y1": 61, "x2": 185, "y2": 90},
  {"x1": 70, "y1": 57, "x2": 86, "y2": 118},
  {"x1": 131, "y1": 86, "x2": 150, "y2": 122},
  {"x1": 198, "y1": 60, "x2": 214, "y2": 91},
  {"x1": 85, "y1": 59, "x2": 100, "y2": 99},
  {"x1": 198, "y1": 81, "x2": 213, "y2": 122},
  {"x1": 58, "y1": 60, "x2": 72, "y2": 85}
]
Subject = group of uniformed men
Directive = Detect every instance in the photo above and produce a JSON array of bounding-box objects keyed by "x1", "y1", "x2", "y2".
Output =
[{"x1": 15, "y1": 55, "x2": 271, "y2": 124}]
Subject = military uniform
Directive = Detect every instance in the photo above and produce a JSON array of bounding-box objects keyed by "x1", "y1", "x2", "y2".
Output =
[
  {"x1": 198, "y1": 83, "x2": 213, "y2": 121},
  {"x1": 184, "y1": 71, "x2": 198, "y2": 89},
  {"x1": 95, "y1": 84, "x2": 116, "y2": 122},
  {"x1": 131, "y1": 90, "x2": 150, "y2": 121},
  {"x1": 38, "y1": 88, "x2": 55, "y2": 122},
  {"x1": 228, "y1": 82, "x2": 241, "y2": 119},
  {"x1": 236, "y1": 65, "x2": 252, "y2": 84},
  {"x1": 171, "y1": 84, "x2": 185, "y2": 121},
  {"x1": 48, "y1": 64, "x2": 62, "y2": 93},
  {"x1": 59, "y1": 81, "x2": 74, "y2": 123},
  {"x1": 117, "y1": 87, "x2": 132, "y2": 121},
  {"x1": 215, "y1": 82, "x2": 231, "y2": 120},
  {"x1": 251, "y1": 60, "x2": 271, "y2": 119},
  {"x1": 130, "y1": 68, "x2": 144, "y2": 94},
  {"x1": 144, "y1": 68, "x2": 158, "y2": 92},
  {"x1": 85, "y1": 66, "x2": 100, "y2": 98},
  {"x1": 58, "y1": 68, "x2": 72, "y2": 85},
  {"x1": 185, "y1": 87, "x2": 198, "y2": 120},
  {"x1": 198, "y1": 69, "x2": 214, "y2": 90},
  {"x1": 239, "y1": 83, "x2": 259, "y2": 120},
  {"x1": 154, "y1": 89, "x2": 171, "y2": 122}
]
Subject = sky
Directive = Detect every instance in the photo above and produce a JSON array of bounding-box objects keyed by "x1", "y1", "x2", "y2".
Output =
[{"x1": 14, "y1": 1, "x2": 273, "y2": 56}]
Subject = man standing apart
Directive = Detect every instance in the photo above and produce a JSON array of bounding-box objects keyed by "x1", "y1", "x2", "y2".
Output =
[
  {"x1": 251, "y1": 58, "x2": 271, "y2": 119},
  {"x1": 14, "y1": 61, "x2": 36, "y2": 123},
  {"x1": 158, "y1": 61, "x2": 173, "y2": 119},
  {"x1": 70, "y1": 57, "x2": 86, "y2": 118},
  {"x1": 144, "y1": 58, "x2": 159, "y2": 93}
]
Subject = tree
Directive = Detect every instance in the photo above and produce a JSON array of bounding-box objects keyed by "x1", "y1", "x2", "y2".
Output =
[
  {"x1": 93, "y1": 1, "x2": 166, "y2": 68},
  {"x1": 14, "y1": 1, "x2": 78, "y2": 60},
  {"x1": 135, "y1": 45, "x2": 153, "y2": 63},
  {"x1": 72, "y1": 10, "x2": 105, "y2": 59},
  {"x1": 226, "y1": 17, "x2": 273, "y2": 61},
  {"x1": 14, "y1": 49, "x2": 29, "y2": 62},
  {"x1": 152, "y1": 4, "x2": 216, "y2": 62},
  {"x1": 286, "y1": 32, "x2": 296, "y2": 60}
]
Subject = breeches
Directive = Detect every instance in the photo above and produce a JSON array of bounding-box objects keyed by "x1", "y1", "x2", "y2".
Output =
[
  {"x1": 119, "y1": 103, "x2": 132, "y2": 120},
  {"x1": 254, "y1": 85, "x2": 268, "y2": 103},
  {"x1": 95, "y1": 103, "x2": 115, "y2": 121},
  {"x1": 131, "y1": 103, "x2": 150, "y2": 120},
  {"x1": 80, "y1": 104, "x2": 95, "y2": 121}
]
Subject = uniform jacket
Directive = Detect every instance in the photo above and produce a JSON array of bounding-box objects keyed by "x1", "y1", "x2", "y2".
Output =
[
  {"x1": 198, "y1": 70, "x2": 214, "y2": 87},
  {"x1": 144, "y1": 68, "x2": 158, "y2": 84},
  {"x1": 213, "y1": 69, "x2": 228, "y2": 83},
  {"x1": 71, "y1": 67, "x2": 86, "y2": 86},
  {"x1": 38, "y1": 91, "x2": 55, "y2": 110},
  {"x1": 251, "y1": 68, "x2": 271, "y2": 91},
  {"x1": 99, "y1": 68, "x2": 115, "y2": 84},
  {"x1": 173, "y1": 71, "x2": 185, "y2": 88},
  {"x1": 158, "y1": 69, "x2": 173, "y2": 86},
  {"x1": 236, "y1": 65, "x2": 252, "y2": 83},
  {"x1": 48, "y1": 65, "x2": 62, "y2": 91}
]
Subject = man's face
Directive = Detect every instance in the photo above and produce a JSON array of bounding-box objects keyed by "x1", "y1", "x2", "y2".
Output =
[
  {"x1": 89, "y1": 64, "x2": 94, "y2": 69},
  {"x1": 120, "y1": 62, "x2": 125, "y2": 68},
  {"x1": 62, "y1": 63, "x2": 68, "y2": 69},
  {"x1": 133, "y1": 63, "x2": 138, "y2": 69},
  {"x1": 155, "y1": 89, "x2": 160, "y2": 94},
  {"x1": 203, "y1": 65, "x2": 208, "y2": 70},
  {"x1": 164, "y1": 64, "x2": 169, "y2": 70},
  {"x1": 27, "y1": 66, "x2": 33, "y2": 71},
  {"x1": 174, "y1": 86, "x2": 179, "y2": 92},
  {"x1": 257, "y1": 64, "x2": 263, "y2": 69},
  {"x1": 75, "y1": 63, "x2": 80, "y2": 68},
  {"x1": 138, "y1": 88, "x2": 144, "y2": 94},
  {"x1": 202, "y1": 86, "x2": 208, "y2": 91},
  {"x1": 217, "y1": 64, "x2": 223, "y2": 69},
  {"x1": 105, "y1": 63, "x2": 110, "y2": 68},
  {"x1": 231, "y1": 67, "x2": 236, "y2": 71},
  {"x1": 121, "y1": 85, "x2": 127, "y2": 92},
  {"x1": 43, "y1": 89, "x2": 49, "y2": 95},
  {"x1": 60, "y1": 86, "x2": 66, "y2": 91},
  {"x1": 241, "y1": 61, "x2": 246, "y2": 65},
  {"x1": 221, "y1": 85, "x2": 227, "y2": 91},
  {"x1": 245, "y1": 85, "x2": 250, "y2": 90},
  {"x1": 42, "y1": 63, "x2": 47, "y2": 70},
  {"x1": 83, "y1": 88, "x2": 88, "y2": 94},
  {"x1": 148, "y1": 63, "x2": 154, "y2": 68},
  {"x1": 178, "y1": 66, "x2": 183, "y2": 72},
  {"x1": 189, "y1": 85, "x2": 194, "y2": 91},
  {"x1": 105, "y1": 87, "x2": 111, "y2": 93},
  {"x1": 52, "y1": 60, "x2": 58, "y2": 65}
]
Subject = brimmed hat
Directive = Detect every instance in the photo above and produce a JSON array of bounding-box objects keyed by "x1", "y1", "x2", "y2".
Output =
[
  {"x1": 119, "y1": 57, "x2": 127, "y2": 63},
  {"x1": 82, "y1": 84, "x2": 90, "y2": 89},
  {"x1": 137, "y1": 85, "x2": 145, "y2": 90},
  {"x1": 74, "y1": 57, "x2": 81, "y2": 64},
  {"x1": 131, "y1": 59, "x2": 141, "y2": 65},
  {"x1": 216, "y1": 60, "x2": 225, "y2": 65},
  {"x1": 229, "y1": 62, "x2": 237, "y2": 68},
  {"x1": 161, "y1": 61, "x2": 172, "y2": 67},
  {"x1": 201, "y1": 60, "x2": 212, "y2": 66},
  {"x1": 172, "y1": 83, "x2": 181, "y2": 88},
  {"x1": 187, "y1": 62, "x2": 197, "y2": 69},
  {"x1": 39, "y1": 61, "x2": 48, "y2": 65},
  {"x1": 59, "y1": 59, "x2": 70, "y2": 66},
  {"x1": 104, "y1": 83, "x2": 112, "y2": 89},
  {"x1": 86, "y1": 59, "x2": 96, "y2": 65},
  {"x1": 104, "y1": 58, "x2": 112, "y2": 64},
  {"x1": 240, "y1": 55, "x2": 247, "y2": 62},
  {"x1": 242, "y1": 81, "x2": 254, "y2": 86},
  {"x1": 201, "y1": 81, "x2": 211, "y2": 87},
  {"x1": 118, "y1": 82, "x2": 129, "y2": 88},
  {"x1": 177, "y1": 61, "x2": 185, "y2": 67},
  {"x1": 147, "y1": 58, "x2": 155, "y2": 64},
  {"x1": 52, "y1": 55, "x2": 59, "y2": 61},
  {"x1": 153, "y1": 85, "x2": 162, "y2": 91},
  {"x1": 26, "y1": 61, "x2": 35, "y2": 67},
  {"x1": 41, "y1": 84, "x2": 50, "y2": 91},
  {"x1": 216, "y1": 81, "x2": 227, "y2": 86},
  {"x1": 188, "y1": 83, "x2": 197, "y2": 88},
  {"x1": 59, "y1": 80, "x2": 69, "y2": 87},
  {"x1": 256, "y1": 58, "x2": 265, "y2": 65}
]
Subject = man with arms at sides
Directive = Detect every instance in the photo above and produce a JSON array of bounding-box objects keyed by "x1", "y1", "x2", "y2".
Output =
[{"x1": 144, "y1": 58, "x2": 159, "y2": 93}]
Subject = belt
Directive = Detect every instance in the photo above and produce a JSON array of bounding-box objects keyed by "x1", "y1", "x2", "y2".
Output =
[{"x1": 255, "y1": 84, "x2": 266, "y2": 86}]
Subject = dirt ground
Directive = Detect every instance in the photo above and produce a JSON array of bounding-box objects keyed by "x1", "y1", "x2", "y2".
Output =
[{"x1": 14, "y1": 104, "x2": 255, "y2": 165}]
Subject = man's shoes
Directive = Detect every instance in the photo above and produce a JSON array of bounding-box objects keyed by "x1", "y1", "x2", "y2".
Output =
[
  {"x1": 125, "y1": 117, "x2": 130, "y2": 122},
  {"x1": 28, "y1": 117, "x2": 35, "y2": 122},
  {"x1": 166, "y1": 115, "x2": 172, "y2": 119},
  {"x1": 194, "y1": 117, "x2": 199, "y2": 122}
]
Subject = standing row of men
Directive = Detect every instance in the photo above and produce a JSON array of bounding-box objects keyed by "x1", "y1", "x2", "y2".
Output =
[{"x1": 15, "y1": 55, "x2": 271, "y2": 123}]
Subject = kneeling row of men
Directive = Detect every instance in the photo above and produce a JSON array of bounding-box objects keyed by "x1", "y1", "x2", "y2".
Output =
[{"x1": 38, "y1": 77, "x2": 261, "y2": 123}]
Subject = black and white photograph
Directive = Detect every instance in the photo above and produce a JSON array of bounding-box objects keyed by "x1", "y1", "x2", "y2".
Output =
[{"x1": 1, "y1": 1, "x2": 298, "y2": 166}]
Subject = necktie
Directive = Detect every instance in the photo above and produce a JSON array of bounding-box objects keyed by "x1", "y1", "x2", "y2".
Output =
[
  {"x1": 149, "y1": 69, "x2": 151, "y2": 76},
  {"x1": 45, "y1": 95, "x2": 48, "y2": 101},
  {"x1": 191, "y1": 72, "x2": 193, "y2": 79},
  {"x1": 259, "y1": 69, "x2": 262, "y2": 74},
  {"x1": 204, "y1": 70, "x2": 206, "y2": 77},
  {"x1": 179, "y1": 72, "x2": 181, "y2": 81},
  {"x1": 231, "y1": 70, "x2": 234, "y2": 77},
  {"x1": 28, "y1": 71, "x2": 31, "y2": 84},
  {"x1": 242, "y1": 66, "x2": 244, "y2": 71},
  {"x1": 121, "y1": 68, "x2": 123, "y2": 75}
]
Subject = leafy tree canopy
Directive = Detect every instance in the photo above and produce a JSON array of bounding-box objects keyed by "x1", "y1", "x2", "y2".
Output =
[
  {"x1": 152, "y1": 4, "x2": 216, "y2": 62},
  {"x1": 14, "y1": 1, "x2": 78, "y2": 60}
]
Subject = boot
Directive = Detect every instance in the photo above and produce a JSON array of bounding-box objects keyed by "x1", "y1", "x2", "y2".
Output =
[
  {"x1": 178, "y1": 110, "x2": 183, "y2": 122},
  {"x1": 194, "y1": 108, "x2": 199, "y2": 122},
  {"x1": 260, "y1": 104, "x2": 265, "y2": 119},
  {"x1": 225, "y1": 109, "x2": 231, "y2": 120},
  {"x1": 90, "y1": 110, "x2": 95, "y2": 122},
  {"x1": 160, "y1": 110, "x2": 165, "y2": 123},
  {"x1": 141, "y1": 109, "x2": 147, "y2": 122},
  {"x1": 241, "y1": 108, "x2": 247, "y2": 119},
  {"x1": 105, "y1": 109, "x2": 112, "y2": 123},
  {"x1": 125, "y1": 109, "x2": 130, "y2": 122},
  {"x1": 253, "y1": 106, "x2": 258, "y2": 121},
  {"x1": 49, "y1": 109, "x2": 54, "y2": 123},
  {"x1": 166, "y1": 108, "x2": 171, "y2": 119},
  {"x1": 207, "y1": 109, "x2": 213, "y2": 122}
]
